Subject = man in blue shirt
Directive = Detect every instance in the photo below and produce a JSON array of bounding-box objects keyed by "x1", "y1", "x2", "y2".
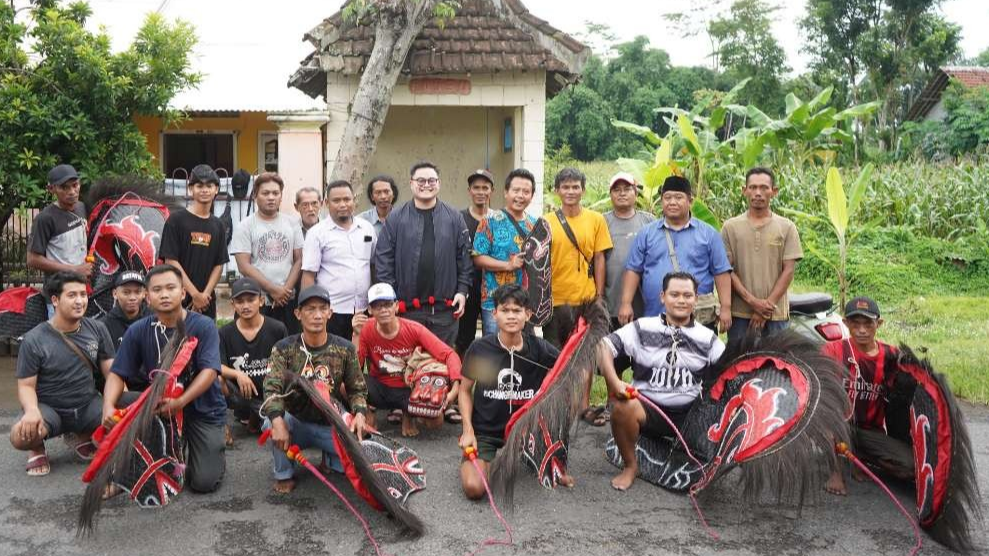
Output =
[
  {"x1": 103, "y1": 264, "x2": 227, "y2": 493},
  {"x1": 618, "y1": 176, "x2": 732, "y2": 332}
]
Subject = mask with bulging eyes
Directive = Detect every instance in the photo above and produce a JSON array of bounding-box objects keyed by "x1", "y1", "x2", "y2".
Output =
[{"x1": 404, "y1": 348, "x2": 451, "y2": 419}]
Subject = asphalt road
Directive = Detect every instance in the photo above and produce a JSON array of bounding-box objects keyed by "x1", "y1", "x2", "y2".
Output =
[{"x1": 0, "y1": 402, "x2": 986, "y2": 556}]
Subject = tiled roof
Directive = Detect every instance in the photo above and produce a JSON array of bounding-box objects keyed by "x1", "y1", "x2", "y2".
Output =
[
  {"x1": 906, "y1": 66, "x2": 989, "y2": 121},
  {"x1": 290, "y1": 0, "x2": 588, "y2": 99}
]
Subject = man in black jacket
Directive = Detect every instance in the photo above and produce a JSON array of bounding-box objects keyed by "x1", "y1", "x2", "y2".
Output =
[
  {"x1": 373, "y1": 161, "x2": 472, "y2": 347},
  {"x1": 97, "y1": 271, "x2": 151, "y2": 351}
]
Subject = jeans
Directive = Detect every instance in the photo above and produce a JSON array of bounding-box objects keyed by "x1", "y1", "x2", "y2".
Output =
[
  {"x1": 480, "y1": 307, "x2": 498, "y2": 336},
  {"x1": 262, "y1": 413, "x2": 344, "y2": 480},
  {"x1": 727, "y1": 317, "x2": 789, "y2": 347}
]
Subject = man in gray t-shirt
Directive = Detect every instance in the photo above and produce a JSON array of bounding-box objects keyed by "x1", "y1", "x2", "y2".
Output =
[
  {"x1": 27, "y1": 164, "x2": 92, "y2": 280},
  {"x1": 11, "y1": 271, "x2": 115, "y2": 476},
  {"x1": 231, "y1": 173, "x2": 304, "y2": 333},
  {"x1": 603, "y1": 172, "x2": 656, "y2": 325}
]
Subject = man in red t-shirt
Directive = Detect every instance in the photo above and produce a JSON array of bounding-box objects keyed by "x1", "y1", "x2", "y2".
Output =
[
  {"x1": 353, "y1": 283, "x2": 462, "y2": 437},
  {"x1": 822, "y1": 296, "x2": 914, "y2": 495}
]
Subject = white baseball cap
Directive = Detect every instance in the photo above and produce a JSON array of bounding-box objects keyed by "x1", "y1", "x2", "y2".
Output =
[{"x1": 368, "y1": 282, "x2": 397, "y2": 304}]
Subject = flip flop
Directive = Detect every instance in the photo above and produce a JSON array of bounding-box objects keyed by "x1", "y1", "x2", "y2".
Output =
[
  {"x1": 581, "y1": 406, "x2": 607, "y2": 427},
  {"x1": 26, "y1": 453, "x2": 50, "y2": 477},
  {"x1": 386, "y1": 409, "x2": 403, "y2": 425},
  {"x1": 73, "y1": 440, "x2": 97, "y2": 461},
  {"x1": 443, "y1": 407, "x2": 462, "y2": 424}
]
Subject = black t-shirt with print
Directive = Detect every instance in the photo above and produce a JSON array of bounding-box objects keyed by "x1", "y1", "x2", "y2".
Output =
[
  {"x1": 219, "y1": 317, "x2": 288, "y2": 396},
  {"x1": 159, "y1": 208, "x2": 229, "y2": 318},
  {"x1": 463, "y1": 333, "x2": 560, "y2": 438}
]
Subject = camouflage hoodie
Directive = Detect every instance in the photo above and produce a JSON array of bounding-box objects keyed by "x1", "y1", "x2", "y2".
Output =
[{"x1": 262, "y1": 333, "x2": 368, "y2": 423}]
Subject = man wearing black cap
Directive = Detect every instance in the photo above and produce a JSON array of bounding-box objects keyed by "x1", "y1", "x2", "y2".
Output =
[
  {"x1": 619, "y1": 175, "x2": 732, "y2": 333},
  {"x1": 455, "y1": 168, "x2": 493, "y2": 356},
  {"x1": 96, "y1": 271, "x2": 150, "y2": 352},
  {"x1": 218, "y1": 277, "x2": 288, "y2": 439},
  {"x1": 27, "y1": 164, "x2": 92, "y2": 284},
  {"x1": 262, "y1": 284, "x2": 368, "y2": 493},
  {"x1": 823, "y1": 296, "x2": 913, "y2": 495},
  {"x1": 159, "y1": 164, "x2": 229, "y2": 319}
]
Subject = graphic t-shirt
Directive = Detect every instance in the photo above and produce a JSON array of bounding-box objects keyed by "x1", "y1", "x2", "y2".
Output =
[
  {"x1": 605, "y1": 316, "x2": 724, "y2": 409},
  {"x1": 28, "y1": 202, "x2": 88, "y2": 276},
  {"x1": 159, "y1": 209, "x2": 229, "y2": 317},
  {"x1": 229, "y1": 213, "x2": 304, "y2": 290},
  {"x1": 463, "y1": 333, "x2": 560, "y2": 438},
  {"x1": 473, "y1": 210, "x2": 538, "y2": 310},
  {"x1": 111, "y1": 311, "x2": 226, "y2": 424},
  {"x1": 823, "y1": 340, "x2": 902, "y2": 430},
  {"x1": 358, "y1": 317, "x2": 462, "y2": 388},
  {"x1": 16, "y1": 318, "x2": 115, "y2": 410},
  {"x1": 219, "y1": 317, "x2": 289, "y2": 396},
  {"x1": 547, "y1": 208, "x2": 613, "y2": 306},
  {"x1": 603, "y1": 210, "x2": 656, "y2": 317}
]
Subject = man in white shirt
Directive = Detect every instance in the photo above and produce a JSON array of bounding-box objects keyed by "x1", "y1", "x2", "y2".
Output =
[
  {"x1": 301, "y1": 180, "x2": 377, "y2": 340},
  {"x1": 230, "y1": 173, "x2": 304, "y2": 333}
]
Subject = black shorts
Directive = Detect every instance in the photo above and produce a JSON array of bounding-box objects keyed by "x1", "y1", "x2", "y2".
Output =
[
  {"x1": 366, "y1": 375, "x2": 411, "y2": 411},
  {"x1": 26, "y1": 397, "x2": 103, "y2": 439},
  {"x1": 463, "y1": 434, "x2": 504, "y2": 463},
  {"x1": 640, "y1": 400, "x2": 693, "y2": 440}
]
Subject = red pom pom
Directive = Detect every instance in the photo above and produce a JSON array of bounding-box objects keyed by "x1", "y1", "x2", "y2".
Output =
[
  {"x1": 428, "y1": 296, "x2": 435, "y2": 305},
  {"x1": 412, "y1": 298, "x2": 421, "y2": 309},
  {"x1": 397, "y1": 301, "x2": 407, "y2": 313}
]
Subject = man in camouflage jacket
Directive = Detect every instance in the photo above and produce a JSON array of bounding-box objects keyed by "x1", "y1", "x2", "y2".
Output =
[{"x1": 262, "y1": 285, "x2": 368, "y2": 493}]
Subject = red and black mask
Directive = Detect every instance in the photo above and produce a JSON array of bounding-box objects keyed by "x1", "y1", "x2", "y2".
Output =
[{"x1": 405, "y1": 355, "x2": 450, "y2": 419}]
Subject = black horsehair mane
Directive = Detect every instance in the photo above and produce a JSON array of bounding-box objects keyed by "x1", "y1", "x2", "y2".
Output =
[
  {"x1": 899, "y1": 345, "x2": 982, "y2": 553},
  {"x1": 78, "y1": 320, "x2": 187, "y2": 536},
  {"x1": 704, "y1": 331, "x2": 850, "y2": 508},
  {"x1": 488, "y1": 300, "x2": 611, "y2": 508},
  {"x1": 286, "y1": 369, "x2": 426, "y2": 538},
  {"x1": 85, "y1": 175, "x2": 178, "y2": 214}
]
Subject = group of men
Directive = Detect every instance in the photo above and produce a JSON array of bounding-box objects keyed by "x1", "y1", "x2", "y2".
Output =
[{"x1": 12, "y1": 158, "x2": 900, "y2": 501}]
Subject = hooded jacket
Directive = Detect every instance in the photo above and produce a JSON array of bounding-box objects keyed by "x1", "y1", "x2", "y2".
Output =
[{"x1": 97, "y1": 303, "x2": 152, "y2": 350}]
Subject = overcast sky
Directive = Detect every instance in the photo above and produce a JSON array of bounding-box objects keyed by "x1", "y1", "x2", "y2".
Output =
[{"x1": 81, "y1": 0, "x2": 989, "y2": 109}]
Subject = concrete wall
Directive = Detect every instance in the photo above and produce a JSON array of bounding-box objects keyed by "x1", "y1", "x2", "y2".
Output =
[
  {"x1": 923, "y1": 99, "x2": 948, "y2": 122},
  {"x1": 134, "y1": 112, "x2": 278, "y2": 175},
  {"x1": 325, "y1": 71, "x2": 547, "y2": 215}
]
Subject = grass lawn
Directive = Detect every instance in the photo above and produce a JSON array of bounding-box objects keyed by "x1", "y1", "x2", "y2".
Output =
[{"x1": 587, "y1": 293, "x2": 989, "y2": 407}]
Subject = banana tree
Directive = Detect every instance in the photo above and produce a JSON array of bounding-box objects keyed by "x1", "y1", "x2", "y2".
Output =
[{"x1": 781, "y1": 164, "x2": 874, "y2": 309}]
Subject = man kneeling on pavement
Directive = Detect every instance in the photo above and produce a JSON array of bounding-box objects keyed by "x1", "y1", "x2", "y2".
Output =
[
  {"x1": 11, "y1": 271, "x2": 115, "y2": 476},
  {"x1": 262, "y1": 285, "x2": 368, "y2": 494},
  {"x1": 598, "y1": 271, "x2": 725, "y2": 491}
]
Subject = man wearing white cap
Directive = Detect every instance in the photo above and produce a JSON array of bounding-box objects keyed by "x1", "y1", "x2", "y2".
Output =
[
  {"x1": 352, "y1": 283, "x2": 462, "y2": 437},
  {"x1": 603, "y1": 172, "x2": 656, "y2": 330}
]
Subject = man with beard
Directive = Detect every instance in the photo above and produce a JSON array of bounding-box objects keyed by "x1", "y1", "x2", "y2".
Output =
[
  {"x1": 219, "y1": 278, "x2": 288, "y2": 440},
  {"x1": 301, "y1": 180, "x2": 376, "y2": 341},
  {"x1": 263, "y1": 285, "x2": 368, "y2": 494},
  {"x1": 11, "y1": 271, "x2": 114, "y2": 476},
  {"x1": 295, "y1": 187, "x2": 322, "y2": 239},
  {"x1": 458, "y1": 284, "x2": 566, "y2": 499},
  {"x1": 231, "y1": 173, "x2": 304, "y2": 333},
  {"x1": 357, "y1": 175, "x2": 398, "y2": 235},
  {"x1": 374, "y1": 161, "x2": 472, "y2": 347},
  {"x1": 105, "y1": 264, "x2": 226, "y2": 493},
  {"x1": 352, "y1": 283, "x2": 462, "y2": 437},
  {"x1": 455, "y1": 169, "x2": 493, "y2": 358},
  {"x1": 159, "y1": 164, "x2": 229, "y2": 319},
  {"x1": 599, "y1": 272, "x2": 725, "y2": 491}
]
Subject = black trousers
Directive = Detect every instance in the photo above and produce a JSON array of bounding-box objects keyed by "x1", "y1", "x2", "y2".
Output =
[{"x1": 455, "y1": 288, "x2": 482, "y2": 356}]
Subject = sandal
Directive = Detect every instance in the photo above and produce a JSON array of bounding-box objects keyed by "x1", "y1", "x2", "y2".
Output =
[
  {"x1": 581, "y1": 406, "x2": 607, "y2": 427},
  {"x1": 386, "y1": 409, "x2": 403, "y2": 425},
  {"x1": 73, "y1": 440, "x2": 97, "y2": 461},
  {"x1": 443, "y1": 406, "x2": 462, "y2": 424},
  {"x1": 26, "y1": 452, "x2": 50, "y2": 477}
]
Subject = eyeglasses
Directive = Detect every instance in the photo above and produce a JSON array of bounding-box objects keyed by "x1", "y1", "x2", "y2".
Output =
[
  {"x1": 413, "y1": 178, "x2": 439, "y2": 187},
  {"x1": 370, "y1": 300, "x2": 396, "y2": 311}
]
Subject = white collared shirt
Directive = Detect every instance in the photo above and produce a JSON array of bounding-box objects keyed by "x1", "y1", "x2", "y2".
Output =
[{"x1": 301, "y1": 217, "x2": 377, "y2": 314}]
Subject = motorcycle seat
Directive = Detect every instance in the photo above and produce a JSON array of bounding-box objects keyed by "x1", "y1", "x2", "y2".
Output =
[{"x1": 789, "y1": 292, "x2": 833, "y2": 315}]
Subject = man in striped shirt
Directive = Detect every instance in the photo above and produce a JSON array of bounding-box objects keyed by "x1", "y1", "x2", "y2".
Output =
[{"x1": 597, "y1": 271, "x2": 725, "y2": 491}]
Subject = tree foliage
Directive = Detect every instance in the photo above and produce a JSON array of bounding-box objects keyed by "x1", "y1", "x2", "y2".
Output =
[
  {"x1": 900, "y1": 81, "x2": 989, "y2": 159},
  {"x1": 0, "y1": 0, "x2": 198, "y2": 213}
]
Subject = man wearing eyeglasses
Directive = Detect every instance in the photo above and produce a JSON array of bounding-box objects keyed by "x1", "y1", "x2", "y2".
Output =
[{"x1": 373, "y1": 161, "x2": 472, "y2": 348}]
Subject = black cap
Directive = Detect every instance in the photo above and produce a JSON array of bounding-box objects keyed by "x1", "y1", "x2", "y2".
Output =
[
  {"x1": 189, "y1": 164, "x2": 220, "y2": 186},
  {"x1": 231, "y1": 277, "x2": 263, "y2": 299},
  {"x1": 660, "y1": 175, "x2": 692, "y2": 196},
  {"x1": 844, "y1": 296, "x2": 880, "y2": 319},
  {"x1": 114, "y1": 271, "x2": 145, "y2": 288},
  {"x1": 47, "y1": 164, "x2": 79, "y2": 187},
  {"x1": 467, "y1": 168, "x2": 494, "y2": 185},
  {"x1": 298, "y1": 285, "x2": 332, "y2": 307}
]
